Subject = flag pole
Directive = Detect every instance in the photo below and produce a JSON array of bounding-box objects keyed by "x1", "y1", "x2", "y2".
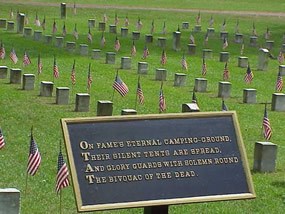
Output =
[
  {"x1": 25, "y1": 126, "x2": 33, "y2": 195},
  {"x1": 261, "y1": 102, "x2": 267, "y2": 138},
  {"x1": 59, "y1": 140, "x2": 62, "y2": 214},
  {"x1": 134, "y1": 75, "x2": 140, "y2": 110},
  {"x1": 111, "y1": 69, "x2": 119, "y2": 102},
  {"x1": 53, "y1": 55, "x2": 55, "y2": 83}
]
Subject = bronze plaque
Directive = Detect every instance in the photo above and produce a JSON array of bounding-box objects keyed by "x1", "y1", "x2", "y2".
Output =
[{"x1": 61, "y1": 112, "x2": 255, "y2": 212}]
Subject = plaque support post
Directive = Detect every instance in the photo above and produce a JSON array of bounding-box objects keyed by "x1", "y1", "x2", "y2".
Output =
[{"x1": 144, "y1": 205, "x2": 168, "y2": 214}]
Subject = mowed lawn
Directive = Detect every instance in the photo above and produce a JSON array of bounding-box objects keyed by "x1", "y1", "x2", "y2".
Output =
[{"x1": 0, "y1": 1, "x2": 285, "y2": 213}]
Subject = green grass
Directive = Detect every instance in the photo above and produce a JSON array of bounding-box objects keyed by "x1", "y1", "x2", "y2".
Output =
[{"x1": 1, "y1": 1, "x2": 285, "y2": 214}]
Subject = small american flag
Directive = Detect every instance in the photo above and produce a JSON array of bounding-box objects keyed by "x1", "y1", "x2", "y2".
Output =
[
  {"x1": 223, "y1": 62, "x2": 230, "y2": 81},
  {"x1": 277, "y1": 51, "x2": 284, "y2": 64},
  {"x1": 209, "y1": 15, "x2": 214, "y2": 27},
  {"x1": 101, "y1": 33, "x2": 106, "y2": 47},
  {"x1": 150, "y1": 20, "x2": 155, "y2": 34},
  {"x1": 264, "y1": 27, "x2": 270, "y2": 40},
  {"x1": 244, "y1": 64, "x2": 254, "y2": 84},
  {"x1": 189, "y1": 34, "x2": 195, "y2": 44},
  {"x1": 159, "y1": 87, "x2": 166, "y2": 113},
  {"x1": 204, "y1": 32, "x2": 209, "y2": 45},
  {"x1": 114, "y1": 13, "x2": 119, "y2": 25},
  {"x1": 41, "y1": 17, "x2": 46, "y2": 30},
  {"x1": 103, "y1": 13, "x2": 108, "y2": 22},
  {"x1": 10, "y1": 9, "x2": 14, "y2": 19},
  {"x1": 222, "y1": 100, "x2": 228, "y2": 111},
  {"x1": 196, "y1": 11, "x2": 201, "y2": 25},
  {"x1": 161, "y1": 49, "x2": 167, "y2": 66},
  {"x1": 87, "y1": 64, "x2": 92, "y2": 91},
  {"x1": 27, "y1": 132, "x2": 41, "y2": 176},
  {"x1": 35, "y1": 13, "x2": 41, "y2": 27},
  {"x1": 53, "y1": 57, "x2": 59, "y2": 78},
  {"x1": 73, "y1": 24, "x2": 79, "y2": 40},
  {"x1": 131, "y1": 41, "x2": 136, "y2": 56},
  {"x1": 0, "y1": 128, "x2": 5, "y2": 150},
  {"x1": 10, "y1": 48, "x2": 18, "y2": 64},
  {"x1": 137, "y1": 17, "x2": 143, "y2": 31},
  {"x1": 221, "y1": 19, "x2": 226, "y2": 31},
  {"x1": 240, "y1": 43, "x2": 245, "y2": 56},
  {"x1": 125, "y1": 16, "x2": 129, "y2": 27},
  {"x1": 62, "y1": 22, "x2": 67, "y2": 37},
  {"x1": 181, "y1": 54, "x2": 188, "y2": 70},
  {"x1": 113, "y1": 74, "x2": 129, "y2": 97},
  {"x1": 142, "y1": 45, "x2": 149, "y2": 59},
  {"x1": 25, "y1": 14, "x2": 29, "y2": 25},
  {"x1": 252, "y1": 22, "x2": 257, "y2": 36},
  {"x1": 23, "y1": 51, "x2": 31, "y2": 66},
  {"x1": 262, "y1": 105, "x2": 272, "y2": 140},
  {"x1": 137, "y1": 79, "x2": 145, "y2": 105},
  {"x1": 37, "y1": 54, "x2": 43, "y2": 75},
  {"x1": 202, "y1": 58, "x2": 207, "y2": 76},
  {"x1": 235, "y1": 19, "x2": 239, "y2": 33},
  {"x1": 71, "y1": 60, "x2": 76, "y2": 85},
  {"x1": 52, "y1": 20, "x2": 57, "y2": 34},
  {"x1": 275, "y1": 71, "x2": 283, "y2": 92},
  {"x1": 0, "y1": 42, "x2": 5, "y2": 59},
  {"x1": 223, "y1": 38, "x2": 228, "y2": 50},
  {"x1": 87, "y1": 28, "x2": 93, "y2": 43},
  {"x1": 114, "y1": 37, "x2": 121, "y2": 52},
  {"x1": 162, "y1": 21, "x2": 166, "y2": 34},
  {"x1": 55, "y1": 150, "x2": 70, "y2": 194}
]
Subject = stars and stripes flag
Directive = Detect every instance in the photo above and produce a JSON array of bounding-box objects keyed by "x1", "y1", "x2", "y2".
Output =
[
  {"x1": 235, "y1": 19, "x2": 239, "y2": 33},
  {"x1": 196, "y1": 11, "x2": 201, "y2": 25},
  {"x1": 137, "y1": 77, "x2": 145, "y2": 105},
  {"x1": 204, "y1": 32, "x2": 209, "y2": 45},
  {"x1": 277, "y1": 51, "x2": 284, "y2": 64},
  {"x1": 52, "y1": 20, "x2": 57, "y2": 34},
  {"x1": 10, "y1": 9, "x2": 14, "y2": 19},
  {"x1": 189, "y1": 34, "x2": 195, "y2": 44},
  {"x1": 113, "y1": 73, "x2": 129, "y2": 97},
  {"x1": 27, "y1": 130, "x2": 41, "y2": 176},
  {"x1": 181, "y1": 54, "x2": 188, "y2": 70},
  {"x1": 101, "y1": 33, "x2": 106, "y2": 47},
  {"x1": 23, "y1": 51, "x2": 31, "y2": 66},
  {"x1": 209, "y1": 15, "x2": 214, "y2": 27},
  {"x1": 137, "y1": 17, "x2": 143, "y2": 31},
  {"x1": 0, "y1": 42, "x2": 5, "y2": 59},
  {"x1": 73, "y1": 24, "x2": 79, "y2": 40},
  {"x1": 275, "y1": 71, "x2": 283, "y2": 92},
  {"x1": 131, "y1": 41, "x2": 136, "y2": 56},
  {"x1": 87, "y1": 27, "x2": 93, "y2": 43},
  {"x1": 202, "y1": 58, "x2": 207, "y2": 76},
  {"x1": 10, "y1": 48, "x2": 18, "y2": 64},
  {"x1": 114, "y1": 13, "x2": 119, "y2": 25},
  {"x1": 244, "y1": 64, "x2": 254, "y2": 84},
  {"x1": 71, "y1": 60, "x2": 76, "y2": 85},
  {"x1": 35, "y1": 12, "x2": 41, "y2": 27},
  {"x1": 265, "y1": 27, "x2": 270, "y2": 40},
  {"x1": 37, "y1": 54, "x2": 43, "y2": 75},
  {"x1": 125, "y1": 16, "x2": 129, "y2": 27},
  {"x1": 223, "y1": 62, "x2": 230, "y2": 81},
  {"x1": 0, "y1": 128, "x2": 5, "y2": 150},
  {"x1": 161, "y1": 49, "x2": 167, "y2": 66},
  {"x1": 87, "y1": 63, "x2": 92, "y2": 91},
  {"x1": 240, "y1": 43, "x2": 245, "y2": 56},
  {"x1": 62, "y1": 22, "x2": 67, "y2": 37},
  {"x1": 103, "y1": 13, "x2": 108, "y2": 23},
  {"x1": 41, "y1": 16, "x2": 46, "y2": 30},
  {"x1": 25, "y1": 13, "x2": 29, "y2": 25},
  {"x1": 159, "y1": 83, "x2": 166, "y2": 113},
  {"x1": 222, "y1": 100, "x2": 228, "y2": 111},
  {"x1": 73, "y1": 3, "x2": 77, "y2": 15},
  {"x1": 114, "y1": 37, "x2": 121, "y2": 52},
  {"x1": 142, "y1": 45, "x2": 149, "y2": 59},
  {"x1": 252, "y1": 22, "x2": 257, "y2": 36},
  {"x1": 262, "y1": 105, "x2": 272, "y2": 140},
  {"x1": 221, "y1": 19, "x2": 226, "y2": 31},
  {"x1": 55, "y1": 149, "x2": 70, "y2": 194},
  {"x1": 223, "y1": 37, "x2": 228, "y2": 50},
  {"x1": 53, "y1": 57, "x2": 59, "y2": 79},
  {"x1": 150, "y1": 20, "x2": 155, "y2": 34},
  {"x1": 162, "y1": 21, "x2": 166, "y2": 34}
]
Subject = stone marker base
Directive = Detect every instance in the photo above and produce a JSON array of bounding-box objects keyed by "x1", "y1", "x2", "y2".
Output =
[
  {"x1": 265, "y1": 40, "x2": 274, "y2": 50},
  {"x1": 238, "y1": 56, "x2": 248, "y2": 68},
  {"x1": 218, "y1": 81, "x2": 231, "y2": 98},
  {"x1": 234, "y1": 33, "x2": 243, "y2": 44},
  {"x1": 97, "y1": 100, "x2": 113, "y2": 116},
  {"x1": 174, "y1": 73, "x2": 186, "y2": 87},
  {"x1": 0, "y1": 19, "x2": 7, "y2": 28},
  {"x1": 66, "y1": 41, "x2": 76, "y2": 52},
  {"x1": 23, "y1": 27, "x2": 33, "y2": 37},
  {"x1": 195, "y1": 78, "x2": 207, "y2": 92},
  {"x1": 243, "y1": 89, "x2": 257, "y2": 104},
  {"x1": 7, "y1": 21, "x2": 15, "y2": 31},
  {"x1": 98, "y1": 22, "x2": 106, "y2": 31},
  {"x1": 257, "y1": 48, "x2": 269, "y2": 71},
  {"x1": 56, "y1": 87, "x2": 69, "y2": 105},
  {"x1": 271, "y1": 93, "x2": 285, "y2": 111},
  {"x1": 187, "y1": 44, "x2": 196, "y2": 55},
  {"x1": 220, "y1": 52, "x2": 229, "y2": 62},
  {"x1": 155, "y1": 68, "x2": 167, "y2": 81},
  {"x1": 40, "y1": 81, "x2": 54, "y2": 97},
  {"x1": 138, "y1": 62, "x2": 148, "y2": 74},
  {"x1": 182, "y1": 103, "x2": 200, "y2": 112},
  {"x1": 279, "y1": 65, "x2": 285, "y2": 76},
  {"x1": 253, "y1": 142, "x2": 277, "y2": 173},
  {"x1": 207, "y1": 28, "x2": 215, "y2": 37},
  {"x1": 88, "y1": 19, "x2": 95, "y2": 28},
  {"x1": 44, "y1": 35, "x2": 53, "y2": 45},
  {"x1": 220, "y1": 31, "x2": 228, "y2": 40},
  {"x1": 22, "y1": 74, "x2": 35, "y2": 90},
  {"x1": 109, "y1": 24, "x2": 117, "y2": 34},
  {"x1": 0, "y1": 66, "x2": 8, "y2": 79},
  {"x1": 106, "y1": 52, "x2": 116, "y2": 64},
  {"x1": 173, "y1": 31, "x2": 181, "y2": 51},
  {"x1": 121, "y1": 109, "x2": 137, "y2": 115},
  {"x1": 145, "y1": 34, "x2": 153, "y2": 43},
  {"x1": 91, "y1": 49, "x2": 101, "y2": 59},
  {"x1": 121, "y1": 57, "x2": 131, "y2": 69},
  {"x1": 33, "y1": 30, "x2": 42, "y2": 41},
  {"x1": 202, "y1": 49, "x2": 212, "y2": 59},
  {"x1": 157, "y1": 37, "x2": 166, "y2": 48},
  {"x1": 182, "y1": 22, "x2": 189, "y2": 29},
  {"x1": 80, "y1": 44, "x2": 89, "y2": 56},
  {"x1": 132, "y1": 31, "x2": 140, "y2": 40},
  {"x1": 10, "y1": 68, "x2": 22, "y2": 84},
  {"x1": 194, "y1": 25, "x2": 201, "y2": 32},
  {"x1": 121, "y1": 27, "x2": 128, "y2": 37},
  {"x1": 55, "y1": 37, "x2": 64, "y2": 48},
  {"x1": 0, "y1": 188, "x2": 20, "y2": 214},
  {"x1": 75, "y1": 93, "x2": 90, "y2": 112},
  {"x1": 249, "y1": 36, "x2": 258, "y2": 47}
]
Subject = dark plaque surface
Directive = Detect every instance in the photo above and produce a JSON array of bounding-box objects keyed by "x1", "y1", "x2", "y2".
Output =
[{"x1": 61, "y1": 112, "x2": 255, "y2": 212}]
